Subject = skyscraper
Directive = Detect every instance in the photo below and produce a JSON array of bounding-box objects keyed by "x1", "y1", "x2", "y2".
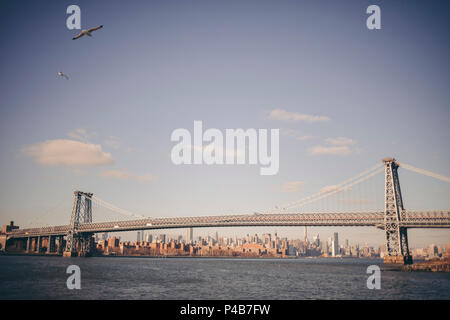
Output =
[
  {"x1": 186, "y1": 228, "x2": 193, "y2": 244},
  {"x1": 332, "y1": 232, "x2": 339, "y2": 257}
]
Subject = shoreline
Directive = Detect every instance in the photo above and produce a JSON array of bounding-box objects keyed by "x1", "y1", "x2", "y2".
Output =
[{"x1": 0, "y1": 252, "x2": 381, "y2": 260}]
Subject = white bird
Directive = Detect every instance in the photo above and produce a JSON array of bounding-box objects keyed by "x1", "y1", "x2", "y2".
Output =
[
  {"x1": 72, "y1": 25, "x2": 103, "y2": 40},
  {"x1": 57, "y1": 71, "x2": 69, "y2": 80}
]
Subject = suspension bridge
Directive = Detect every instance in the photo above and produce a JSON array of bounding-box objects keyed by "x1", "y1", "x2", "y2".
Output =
[{"x1": 1, "y1": 158, "x2": 449, "y2": 264}]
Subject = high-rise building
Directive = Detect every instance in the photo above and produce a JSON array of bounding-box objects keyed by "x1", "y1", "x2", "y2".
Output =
[
  {"x1": 304, "y1": 226, "x2": 308, "y2": 243},
  {"x1": 186, "y1": 228, "x2": 193, "y2": 244},
  {"x1": 332, "y1": 232, "x2": 339, "y2": 257},
  {"x1": 313, "y1": 234, "x2": 320, "y2": 246}
]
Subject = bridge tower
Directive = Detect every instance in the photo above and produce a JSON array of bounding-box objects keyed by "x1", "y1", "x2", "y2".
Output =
[
  {"x1": 63, "y1": 191, "x2": 94, "y2": 257},
  {"x1": 382, "y1": 158, "x2": 412, "y2": 265}
]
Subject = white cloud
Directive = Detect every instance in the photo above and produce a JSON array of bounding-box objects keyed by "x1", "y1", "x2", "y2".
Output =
[
  {"x1": 23, "y1": 139, "x2": 114, "y2": 166},
  {"x1": 269, "y1": 109, "x2": 330, "y2": 123},
  {"x1": 99, "y1": 169, "x2": 154, "y2": 182},
  {"x1": 280, "y1": 181, "x2": 304, "y2": 193},
  {"x1": 325, "y1": 137, "x2": 357, "y2": 146},
  {"x1": 308, "y1": 145, "x2": 352, "y2": 156}
]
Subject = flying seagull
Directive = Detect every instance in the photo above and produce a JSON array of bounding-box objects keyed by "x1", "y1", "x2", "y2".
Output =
[
  {"x1": 72, "y1": 25, "x2": 103, "y2": 40},
  {"x1": 57, "y1": 71, "x2": 69, "y2": 80}
]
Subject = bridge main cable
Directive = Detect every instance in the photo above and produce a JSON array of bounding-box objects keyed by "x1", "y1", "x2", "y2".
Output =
[{"x1": 398, "y1": 162, "x2": 450, "y2": 183}]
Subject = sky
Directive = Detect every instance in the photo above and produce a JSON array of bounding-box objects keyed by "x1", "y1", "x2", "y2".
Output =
[{"x1": 0, "y1": 0, "x2": 449, "y2": 247}]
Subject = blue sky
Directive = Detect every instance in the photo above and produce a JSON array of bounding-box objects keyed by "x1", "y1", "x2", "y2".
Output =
[{"x1": 0, "y1": 0, "x2": 449, "y2": 246}]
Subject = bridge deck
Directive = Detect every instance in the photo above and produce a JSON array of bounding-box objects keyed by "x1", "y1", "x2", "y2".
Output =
[{"x1": 5, "y1": 210, "x2": 450, "y2": 238}]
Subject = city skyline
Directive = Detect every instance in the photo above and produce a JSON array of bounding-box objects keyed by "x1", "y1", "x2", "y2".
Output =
[
  {"x1": 0, "y1": 0, "x2": 449, "y2": 247},
  {"x1": 92, "y1": 229, "x2": 450, "y2": 259}
]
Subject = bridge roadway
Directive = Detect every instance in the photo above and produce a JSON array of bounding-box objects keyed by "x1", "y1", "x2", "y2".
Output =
[{"x1": 6, "y1": 210, "x2": 450, "y2": 239}]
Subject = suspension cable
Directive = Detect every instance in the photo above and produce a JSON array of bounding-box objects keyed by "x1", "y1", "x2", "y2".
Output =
[
  {"x1": 266, "y1": 162, "x2": 384, "y2": 213},
  {"x1": 398, "y1": 162, "x2": 450, "y2": 183},
  {"x1": 85, "y1": 195, "x2": 147, "y2": 219}
]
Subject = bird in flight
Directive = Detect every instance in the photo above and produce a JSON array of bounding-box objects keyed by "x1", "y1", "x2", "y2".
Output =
[
  {"x1": 72, "y1": 25, "x2": 103, "y2": 40},
  {"x1": 57, "y1": 71, "x2": 69, "y2": 80}
]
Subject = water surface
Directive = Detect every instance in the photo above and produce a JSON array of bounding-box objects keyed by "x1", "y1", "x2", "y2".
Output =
[{"x1": 0, "y1": 256, "x2": 448, "y2": 299}]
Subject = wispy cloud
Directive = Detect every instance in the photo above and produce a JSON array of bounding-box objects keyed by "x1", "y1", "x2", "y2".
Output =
[
  {"x1": 279, "y1": 181, "x2": 304, "y2": 193},
  {"x1": 308, "y1": 145, "x2": 352, "y2": 156},
  {"x1": 309, "y1": 136, "x2": 359, "y2": 156},
  {"x1": 67, "y1": 128, "x2": 95, "y2": 142},
  {"x1": 104, "y1": 136, "x2": 121, "y2": 150},
  {"x1": 269, "y1": 109, "x2": 330, "y2": 123},
  {"x1": 99, "y1": 169, "x2": 154, "y2": 182},
  {"x1": 320, "y1": 185, "x2": 350, "y2": 193},
  {"x1": 280, "y1": 128, "x2": 315, "y2": 142},
  {"x1": 325, "y1": 137, "x2": 357, "y2": 146},
  {"x1": 23, "y1": 139, "x2": 114, "y2": 166}
]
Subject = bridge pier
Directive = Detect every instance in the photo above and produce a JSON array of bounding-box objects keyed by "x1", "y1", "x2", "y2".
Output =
[
  {"x1": 384, "y1": 255, "x2": 413, "y2": 265},
  {"x1": 46, "y1": 235, "x2": 56, "y2": 254},
  {"x1": 57, "y1": 236, "x2": 64, "y2": 254},
  {"x1": 26, "y1": 237, "x2": 31, "y2": 253},
  {"x1": 37, "y1": 236, "x2": 42, "y2": 253}
]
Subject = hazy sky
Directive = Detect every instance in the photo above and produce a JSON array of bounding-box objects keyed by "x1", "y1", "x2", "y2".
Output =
[{"x1": 0, "y1": 0, "x2": 449, "y2": 247}]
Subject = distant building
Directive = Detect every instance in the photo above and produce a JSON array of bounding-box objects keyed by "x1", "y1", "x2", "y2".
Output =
[
  {"x1": 332, "y1": 232, "x2": 339, "y2": 257},
  {"x1": 186, "y1": 228, "x2": 193, "y2": 244},
  {"x1": 429, "y1": 244, "x2": 438, "y2": 257},
  {"x1": 313, "y1": 234, "x2": 320, "y2": 247}
]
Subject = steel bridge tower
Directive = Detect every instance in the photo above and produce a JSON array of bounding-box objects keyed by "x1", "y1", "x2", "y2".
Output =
[
  {"x1": 382, "y1": 158, "x2": 412, "y2": 265},
  {"x1": 63, "y1": 191, "x2": 94, "y2": 257}
]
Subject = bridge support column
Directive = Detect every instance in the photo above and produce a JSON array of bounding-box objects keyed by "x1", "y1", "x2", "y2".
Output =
[
  {"x1": 78, "y1": 233, "x2": 94, "y2": 257},
  {"x1": 37, "y1": 236, "x2": 42, "y2": 253},
  {"x1": 46, "y1": 235, "x2": 56, "y2": 254},
  {"x1": 26, "y1": 237, "x2": 31, "y2": 253},
  {"x1": 57, "y1": 236, "x2": 64, "y2": 254},
  {"x1": 382, "y1": 158, "x2": 412, "y2": 265}
]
